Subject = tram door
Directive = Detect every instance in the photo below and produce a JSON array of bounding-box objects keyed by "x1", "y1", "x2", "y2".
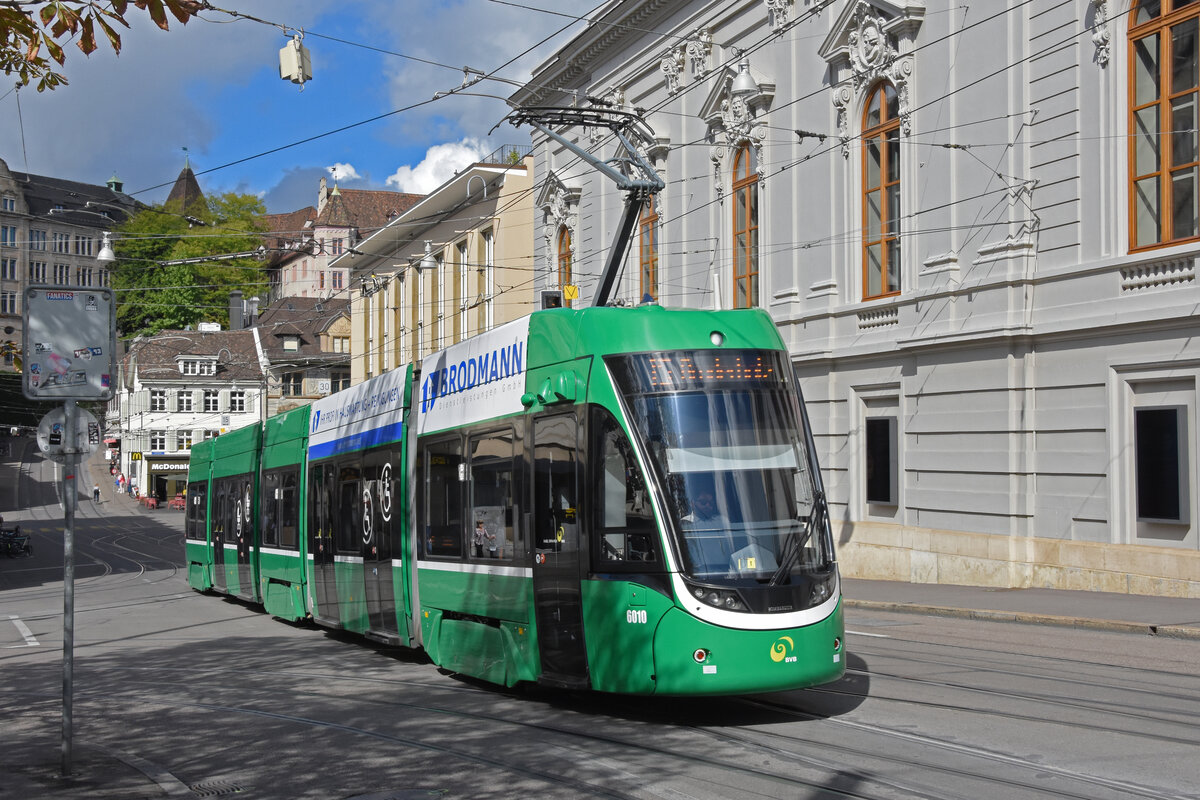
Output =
[
  {"x1": 308, "y1": 463, "x2": 338, "y2": 622},
  {"x1": 363, "y1": 450, "x2": 399, "y2": 638},
  {"x1": 234, "y1": 479, "x2": 255, "y2": 600},
  {"x1": 211, "y1": 481, "x2": 227, "y2": 593},
  {"x1": 532, "y1": 414, "x2": 589, "y2": 685}
]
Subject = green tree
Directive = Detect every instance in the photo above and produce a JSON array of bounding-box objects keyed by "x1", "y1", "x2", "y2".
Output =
[
  {"x1": 1, "y1": 1, "x2": 204, "y2": 91},
  {"x1": 111, "y1": 191, "x2": 268, "y2": 337}
]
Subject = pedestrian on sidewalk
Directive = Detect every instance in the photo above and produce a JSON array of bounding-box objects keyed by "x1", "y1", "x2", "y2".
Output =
[{"x1": 93, "y1": 483, "x2": 100, "y2": 502}]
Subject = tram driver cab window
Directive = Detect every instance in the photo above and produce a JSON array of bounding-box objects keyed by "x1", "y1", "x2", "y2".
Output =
[{"x1": 591, "y1": 407, "x2": 657, "y2": 566}]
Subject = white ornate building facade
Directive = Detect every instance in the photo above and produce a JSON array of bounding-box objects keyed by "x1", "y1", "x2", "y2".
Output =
[{"x1": 510, "y1": 0, "x2": 1200, "y2": 597}]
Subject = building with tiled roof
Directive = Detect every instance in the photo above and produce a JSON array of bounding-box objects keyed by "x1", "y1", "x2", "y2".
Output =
[
  {"x1": 0, "y1": 156, "x2": 141, "y2": 357},
  {"x1": 111, "y1": 327, "x2": 267, "y2": 501},
  {"x1": 255, "y1": 296, "x2": 351, "y2": 413},
  {"x1": 269, "y1": 178, "x2": 422, "y2": 302}
]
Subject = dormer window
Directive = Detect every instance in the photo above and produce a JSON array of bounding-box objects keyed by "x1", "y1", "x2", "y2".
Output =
[
  {"x1": 283, "y1": 336, "x2": 300, "y2": 352},
  {"x1": 180, "y1": 359, "x2": 216, "y2": 376}
]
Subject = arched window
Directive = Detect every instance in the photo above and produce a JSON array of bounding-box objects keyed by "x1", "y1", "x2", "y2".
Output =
[
  {"x1": 639, "y1": 197, "x2": 659, "y2": 303},
  {"x1": 862, "y1": 82, "x2": 901, "y2": 300},
  {"x1": 732, "y1": 144, "x2": 759, "y2": 308},
  {"x1": 557, "y1": 225, "x2": 573, "y2": 308},
  {"x1": 1129, "y1": 0, "x2": 1200, "y2": 250}
]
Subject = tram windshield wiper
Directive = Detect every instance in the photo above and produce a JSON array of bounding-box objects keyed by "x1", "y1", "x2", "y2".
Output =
[{"x1": 768, "y1": 490, "x2": 826, "y2": 586}]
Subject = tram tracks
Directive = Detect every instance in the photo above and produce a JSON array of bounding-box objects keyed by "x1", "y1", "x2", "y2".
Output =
[
  {"x1": 814, "y1": 668, "x2": 1200, "y2": 744},
  {"x1": 715, "y1": 699, "x2": 1196, "y2": 800}
]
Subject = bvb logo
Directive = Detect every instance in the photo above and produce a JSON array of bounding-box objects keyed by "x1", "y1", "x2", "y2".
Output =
[{"x1": 770, "y1": 636, "x2": 795, "y2": 663}]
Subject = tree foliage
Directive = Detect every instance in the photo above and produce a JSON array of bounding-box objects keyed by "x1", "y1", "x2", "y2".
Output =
[
  {"x1": 0, "y1": 0, "x2": 204, "y2": 91},
  {"x1": 110, "y1": 191, "x2": 268, "y2": 338}
]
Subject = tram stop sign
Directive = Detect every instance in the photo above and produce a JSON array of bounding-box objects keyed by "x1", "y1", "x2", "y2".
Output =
[{"x1": 37, "y1": 406, "x2": 101, "y2": 465}]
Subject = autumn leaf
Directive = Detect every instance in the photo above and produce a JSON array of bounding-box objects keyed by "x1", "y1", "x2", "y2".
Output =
[
  {"x1": 78, "y1": 17, "x2": 97, "y2": 55},
  {"x1": 95, "y1": 15, "x2": 123, "y2": 53}
]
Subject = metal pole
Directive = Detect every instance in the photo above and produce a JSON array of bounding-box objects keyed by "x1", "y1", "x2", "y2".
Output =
[{"x1": 61, "y1": 398, "x2": 77, "y2": 776}]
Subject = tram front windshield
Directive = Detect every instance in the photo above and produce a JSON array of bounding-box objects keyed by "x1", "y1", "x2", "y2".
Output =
[{"x1": 610, "y1": 350, "x2": 830, "y2": 586}]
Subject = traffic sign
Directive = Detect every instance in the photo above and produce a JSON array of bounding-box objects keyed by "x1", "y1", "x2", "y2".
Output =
[
  {"x1": 36, "y1": 406, "x2": 100, "y2": 465},
  {"x1": 22, "y1": 286, "x2": 117, "y2": 401}
]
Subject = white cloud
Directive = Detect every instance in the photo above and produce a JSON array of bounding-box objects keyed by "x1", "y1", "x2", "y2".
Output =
[
  {"x1": 326, "y1": 162, "x2": 361, "y2": 182},
  {"x1": 385, "y1": 139, "x2": 488, "y2": 194}
]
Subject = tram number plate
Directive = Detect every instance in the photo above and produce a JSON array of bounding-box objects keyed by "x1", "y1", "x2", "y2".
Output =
[{"x1": 626, "y1": 609, "x2": 648, "y2": 624}]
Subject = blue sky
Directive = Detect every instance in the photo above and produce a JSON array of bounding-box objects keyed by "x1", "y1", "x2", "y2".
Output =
[{"x1": 0, "y1": 1, "x2": 597, "y2": 213}]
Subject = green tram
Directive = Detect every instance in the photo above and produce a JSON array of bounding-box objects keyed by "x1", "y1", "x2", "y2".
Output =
[{"x1": 185, "y1": 305, "x2": 844, "y2": 695}]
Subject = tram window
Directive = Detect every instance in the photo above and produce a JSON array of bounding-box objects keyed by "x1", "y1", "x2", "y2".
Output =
[
  {"x1": 336, "y1": 465, "x2": 363, "y2": 554},
  {"x1": 590, "y1": 407, "x2": 657, "y2": 565},
  {"x1": 470, "y1": 429, "x2": 515, "y2": 560},
  {"x1": 185, "y1": 481, "x2": 207, "y2": 539},
  {"x1": 308, "y1": 463, "x2": 333, "y2": 544},
  {"x1": 534, "y1": 415, "x2": 578, "y2": 553},
  {"x1": 211, "y1": 483, "x2": 224, "y2": 543},
  {"x1": 279, "y1": 469, "x2": 299, "y2": 549},
  {"x1": 217, "y1": 479, "x2": 240, "y2": 543},
  {"x1": 422, "y1": 438, "x2": 464, "y2": 557},
  {"x1": 261, "y1": 471, "x2": 280, "y2": 547}
]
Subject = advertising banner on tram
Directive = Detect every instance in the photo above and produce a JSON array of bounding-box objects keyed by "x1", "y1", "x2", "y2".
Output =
[
  {"x1": 308, "y1": 366, "x2": 408, "y2": 461},
  {"x1": 417, "y1": 316, "x2": 529, "y2": 435}
]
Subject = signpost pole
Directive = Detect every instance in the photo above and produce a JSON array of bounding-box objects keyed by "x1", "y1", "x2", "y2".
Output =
[
  {"x1": 21, "y1": 287, "x2": 115, "y2": 780},
  {"x1": 61, "y1": 398, "x2": 76, "y2": 776}
]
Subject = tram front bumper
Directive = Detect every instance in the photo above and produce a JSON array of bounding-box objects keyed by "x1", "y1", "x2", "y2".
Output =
[{"x1": 651, "y1": 600, "x2": 845, "y2": 696}]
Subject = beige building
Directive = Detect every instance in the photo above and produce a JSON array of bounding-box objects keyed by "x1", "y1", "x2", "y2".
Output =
[{"x1": 333, "y1": 150, "x2": 535, "y2": 385}]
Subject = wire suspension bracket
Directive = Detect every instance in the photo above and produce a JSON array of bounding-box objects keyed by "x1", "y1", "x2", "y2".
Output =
[{"x1": 508, "y1": 106, "x2": 665, "y2": 308}]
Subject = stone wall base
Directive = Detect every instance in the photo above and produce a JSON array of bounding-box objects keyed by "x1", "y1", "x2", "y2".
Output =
[{"x1": 835, "y1": 522, "x2": 1200, "y2": 599}]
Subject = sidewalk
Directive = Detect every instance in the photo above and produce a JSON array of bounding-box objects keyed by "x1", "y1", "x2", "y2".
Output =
[{"x1": 842, "y1": 577, "x2": 1200, "y2": 640}]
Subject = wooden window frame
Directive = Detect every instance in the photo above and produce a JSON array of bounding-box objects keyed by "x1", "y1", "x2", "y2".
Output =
[
  {"x1": 862, "y1": 82, "x2": 902, "y2": 300},
  {"x1": 1129, "y1": 0, "x2": 1200, "y2": 250},
  {"x1": 639, "y1": 198, "x2": 659, "y2": 303},
  {"x1": 732, "y1": 144, "x2": 759, "y2": 308},
  {"x1": 557, "y1": 225, "x2": 573, "y2": 308}
]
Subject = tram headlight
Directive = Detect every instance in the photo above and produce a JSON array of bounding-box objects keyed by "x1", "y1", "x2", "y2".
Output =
[
  {"x1": 685, "y1": 581, "x2": 748, "y2": 612},
  {"x1": 811, "y1": 578, "x2": 832, "y2": 605}
]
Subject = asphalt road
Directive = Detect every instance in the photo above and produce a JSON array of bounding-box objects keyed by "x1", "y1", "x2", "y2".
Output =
[{"x1": 1, "y1": 452, "x2": 1198, "y2": 798}]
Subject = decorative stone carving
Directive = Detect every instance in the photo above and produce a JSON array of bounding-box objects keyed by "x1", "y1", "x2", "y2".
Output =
[
  {"x1": 832, "y1": 84, "x2": 855, "y2": 159},
  {"x1": 701, "y1": 57, "x2": 774, "y2": 197},
  {"x1": 1091, "y1": 0, "x2": 1110, "y2": 67},
  {"x1": 765, "y1": 0, "x2": 792, "y2": 27},
  {"x1": 661, "y1": 47, "x2": 684, "y2": 94},
  {"x1": 537, "y1": 173, "x2": 581, "y2": 272},
  {"x1": 848, "y1": 4, "x2": 895, "y2": 77},
  {"x1": 819, "y1": 1, "x2": 925, "y2": 157},
  {"x1": 686, "y1": 28, "x2": 712, "y2": 77}
]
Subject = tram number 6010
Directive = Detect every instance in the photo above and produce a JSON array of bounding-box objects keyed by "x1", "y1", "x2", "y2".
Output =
[{"x1": 626, "y1": 609, "x2": 648, "y2": 624}]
